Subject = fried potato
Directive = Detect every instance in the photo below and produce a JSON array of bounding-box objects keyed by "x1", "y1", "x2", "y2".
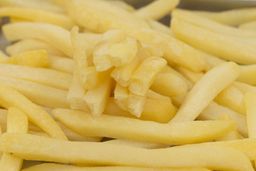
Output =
[
  {"x1": 48, "y1": 55, "x2": 74, "y2": 73},
  {"x1": 239, "y1": 21, "x2": 256, "y2": 31}
]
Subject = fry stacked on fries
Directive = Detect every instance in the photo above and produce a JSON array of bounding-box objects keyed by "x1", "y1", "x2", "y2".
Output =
[{"x1": 0, "y1": 0, "x2": 256, "y2": 170}]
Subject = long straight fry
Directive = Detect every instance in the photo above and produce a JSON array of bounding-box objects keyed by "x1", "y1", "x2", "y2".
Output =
[
  {"x1": 0, "y1": 85, "x2": 67, "y2": 140},
  {"x1": 0, "y1": 108, "x2": 28, "y2": 171},
  {"x1": 171, "y1": 62, "x2": 239, "y2": 122},
  {"x1": 0, "y1": 64, "x2": 71, "y2": 90},
  {"x1": 48, "y1": 55, "x2": 74, "y2": 73},
  {"x1": 2, "y1": 22, "x2": 72, "y2": 56},
  {"x1": 0, "y1": 133, "x2": 253, "y2": 171},
  {"x1": 22, "y1": 163, "x2": 210, "y2": 171},
  {"x1": 53, "y1": 108, "x2": 234, "y2": 145}
]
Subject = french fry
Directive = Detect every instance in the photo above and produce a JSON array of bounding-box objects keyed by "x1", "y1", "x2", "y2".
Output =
[
  {"x1": 239, "y1": 21, "x2": 256, "y2": 31},
  {"x1": 7, "y1": 49, "x2": 49, "y2": 67},
  {"x1": 215, "y1": 85, "x2": 245, "y2": 114},
  {"x1": 244, "y1": 93, "x2": 256, "y2": 139},
  {"x1": 67, "y1": 0, "x2": 208, "y2": 72},
  {"x1": 151, "y1": 67, "x2": 189, "y2": 97},
  {"x1": 48, "y1": 55, "x2": 74, "y2": 73},
  {"x1": 0, "y1": 75, "x2": 69, "y2": 108},
  {"x1": 177, "y1": 67, "x2": 203, "y2": 83},
  {"x1": 200, "y1": 102, "x2": 247, "y2": 137},
  {"x1": 239, "y1": 65, "x2": 256, "y2": 85},
  {"x1": 0, "y1": 84, "x2": 67, "y2": 140},
  {"x1": 217, "y1": 131, "x2": 243, "y2": 141},
  {"x1": 83, "y1": 72, "x2": 113, "y2": 116},
  {"x1": 0, "y1": 64, "x2": 72, "y2": 90},
  {"x1": 194, "y1": 8, "x2": 256, "y2": 26},
  {"x1": 135, "y1": 0, "x2": 180, "y2": 20},
  {"x1": 22, "y1": 163, "x2": 211, "y2": 171},
  {"x1": 6, "y1": 39, "x2": 64, "y2": 56},
  {"x1": 0, "y1": 50, "x2": 8, "y2": 62},
  {"x1": 0, "y1": 133, "x2": 253, "y2": 171},
  {"x1": 2, "y1": 22, "x2": 72, "y2": 56},
  {"x1": 53, "y1": 108, "x2": 234, "y2": 145},
  {"x1": 173, "y1": 9, "x2": 256, "y2": 38},
  {"x1": 0, "y1": 0, "x2": 64, "y2": 13},
  {"x1": 148, "y1": 20, "x2": 170, "y2": 34},
  {"x1": 0, "y1": 7, "x2": 73, "y2": 29},
  {"x1": 104, "y1": 139, "x2": 167, "y2": 149},
  {"x1": 93, "y1": 42, "x2": 113, "y2": 71},
  {"x1": 129, "y1": 57, "x2": 167, "y2": 96},
  {"x1": 171, "y1": 18, "x2": 256, "y2": 65},
  {"x1": 0, "y1": 108, "x2": 28, "y2": 171},
  {"x1": 0, "y1": 109, "x2": 7, "y2": 132},
  {"x1": 108, "y1": 0, "x2": 135, "y2": 12},
  {"x1": 171, "y1": 62, "x2": 240, "y2": 122}
]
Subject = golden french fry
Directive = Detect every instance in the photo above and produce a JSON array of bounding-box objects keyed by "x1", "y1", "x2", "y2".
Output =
[
  {"x1": 217, "y1": 131, "x2": 243, "y2": 141},
  {"x1": 0, "y1": 108, "x2": 28, "y2": 171},
  {"x1": 172, "y1": 18, "x2": 256, "y2": 65},
  {"x1": 135, "y1": 0, "x2": 180, "y2": 20},
  {"x1": 0, "y1": 84, "x2": 67, "y2": 140},
  {"x1": 173, "y1": 9, "x2": 256, "y2": 38},
  {"x1": 0, "y1": 7, "x2": 73, "y2": 29},
  {"x1": 7, "y1": 49, "x2": 49, "y2": 67},
  {"x1": 215, "y1": 85, "x2": 245, "y2": 114},
  {"x1": 2, "y1": 22, "x2": 72, "y2": 56},
  {"x1": 0, "y1": 64, "x2": 71, "y2": 90},
  {"x1": 53, "y1": 108, "x2": 234, "y2": 145},
  {"x1": 0, "y1": 133, "x2": 253, "y2": 171},
  {"x1": 0, "y1": 75, "x2": 69, "y2": 108},
  {"x1": 83, "y1": 72, "x2": 113, "y2": 116},
  {"x1": 239, "y1": 21, "x2": 256, "y2": 31},
  {"x1": 0, "y1": 0, "x2": 64, "y2": 13},
  {"x1": 200, "y1": 102, "x2": 247, "y2": 137},
  {"x1": 6, "y1": 39, "x2": 64, "y2": 56},
  {"x1": 48, "y1": 55, "x2": 74, "y2": 73},
  {"x1": 171, "y1": 62, "x2": 240, "y2": 122},
  {"x1": 194, "y1": 8, "x2": 256, "y2": 26},
  {"x1": 151, "y1": 67, "x2": 189, "y2": 97},
  {"x1": 22, "y1": 163, "x2": 210, "y2": 171},
  {"x1": 129, "y1": 57, "x2": 166, "y2": 96}
]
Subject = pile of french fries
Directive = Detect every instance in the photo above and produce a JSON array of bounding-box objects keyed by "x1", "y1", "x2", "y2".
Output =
[{"x1": 0, "y1": 0, "x2": 256, "y2": 170}]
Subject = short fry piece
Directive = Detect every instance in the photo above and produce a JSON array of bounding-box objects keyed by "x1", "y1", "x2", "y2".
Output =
[
  {"x1": 0, "y1": 108, "x2": 28, "y2": 171},
  {"x1": 0, "y1": 84, "x2": 67, "y2": 140},
  {"x1": 129, "y1": 57, "x2": 166, "y2": 96},
  {"x1": 171, "y1": 62, "x2": 240, "y2": 122},
  {"x1": 135, "y1": 0, "x2": 180, "y2": 20},
  {"x1": 53, "y1": 108, "x2": 234, "y2": 145},
  {"x1": 22, "y1": 163, "x2": 210, "y2": 171},
  {"x1": 0, "y1": 133, "x2": 253, "y2": 171}
]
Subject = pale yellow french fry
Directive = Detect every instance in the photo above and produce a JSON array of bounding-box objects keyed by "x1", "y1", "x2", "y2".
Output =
[
  {"x1": 0, "y1": 50, "x2": 8, "y2": 62},
  {"x1": 135, "y1": 0, "x2": 180, "y2": 20},
  {"x1": 22, "y1": 163, "x2": 210, "y2": 171},
  {"x1": 48, "y1": 55, "x2": 74, "y2": 73},
  {"x1": 0, "y1": 75, "x2": 68, "y2": 108},
  {"x1": 239, "y1": 21, "x2": 256, "y2": 31},
  {"x1": 177, "y1": 67, "x2": 203, "y2": 83},
  {"x1": 2, "y1": 22, "x2": 72, "y2": 56},
  {"x1": 171, "y1": 18, "x2": 256, "y2": 64},
  {"x1": 66, "y1": 0, "x2": 150, "y2": 33},
  {"x1": 173, "y1": 9, "x2": 256, "y2": 38},
  {"x1": 0, "y1": 108, "x2": 28, "y2": 171},
  {"x1": 171, "y1": 62, "x2": 240, "y2": 122},
  {"x1": 0, "y1": 109, "x2": 7, "y2": 132},
  {"x1": 215, "y1": 85, "x2": 245, "y2": 114},
  {"x1": 0, "y1": 64, "x2": 71, "y2": 90},
  {"x1": 126, "y1": 94, "x2": 146, "y2": 117},
  {"x1": 53, "y1": 108, "x2": 234, "y2": 145},
  {"x1": 0, "y1": 7, "x2": 73, "y2": 29},
  {"x1": 104, "y1": 139, "x2": 167, "y2": 149},
  {"x1": 148, "y1": 20, "x2": 170, "y2": 34},
  {"x1": 0, "y1": 133, "x2": 253, "y2": 171},
  {"x1": 146, "y1": 90, "x2": 171, "y2": 100},
  {"x1": 111, "y1": 56, "x2": 140, "y2": 87},
  {"x1": 0, "y1": 0, "x2": 64, "y2": 13},
  {"x1": 151, "y1": 67, "x2": 189, "y2": 97},
  {"x1": 6, "y1": 49, "x2": 49, "y2": 67},
  {"x1": 107, "y1": 0, "x2": 135, "y2": 12},
  {"x1": 105, "y1": 97, "x2": 176, "y2": 123},
  {"x1": 0, "y1": 84, "x2": 67, "y2": 140},
  {"x1": 6, "y1": 39, "x2": 64, "y2": 56},
  {"x1": 93, "y1": 42, "x2": 113, "y2": 71},
  {"x1": 67, "y1": 0, "x2": 207, "y2": 72},
  {"x1": 129, "y1": 57, "x2": 167, "y2": 96},
  {"x1": 217, "y1": 131, "x2": 243, "y2": 141},
  {"x1": 83, "y1": 72, "x2": 113, "y2": 116},
  {"x1": 194, "y1": 8, "x2": 256, "y2": 26},
  {"x1": 244, "y1": 93, "x2": 256, "y2": 139},
  {"x1": 114, "y1": 84, "x2": 130, "y2": 110},
  {"x1": 200, "y1": 102, "x2": 247, "y2": 137},
  {"x1": 239, "y1": 65, "x2": 256, "y2": 85}
]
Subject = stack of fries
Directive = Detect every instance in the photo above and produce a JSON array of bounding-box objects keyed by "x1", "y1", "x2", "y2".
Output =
[{"x1": 0, "y1": 0, "x2": 256, "y2": 170}]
